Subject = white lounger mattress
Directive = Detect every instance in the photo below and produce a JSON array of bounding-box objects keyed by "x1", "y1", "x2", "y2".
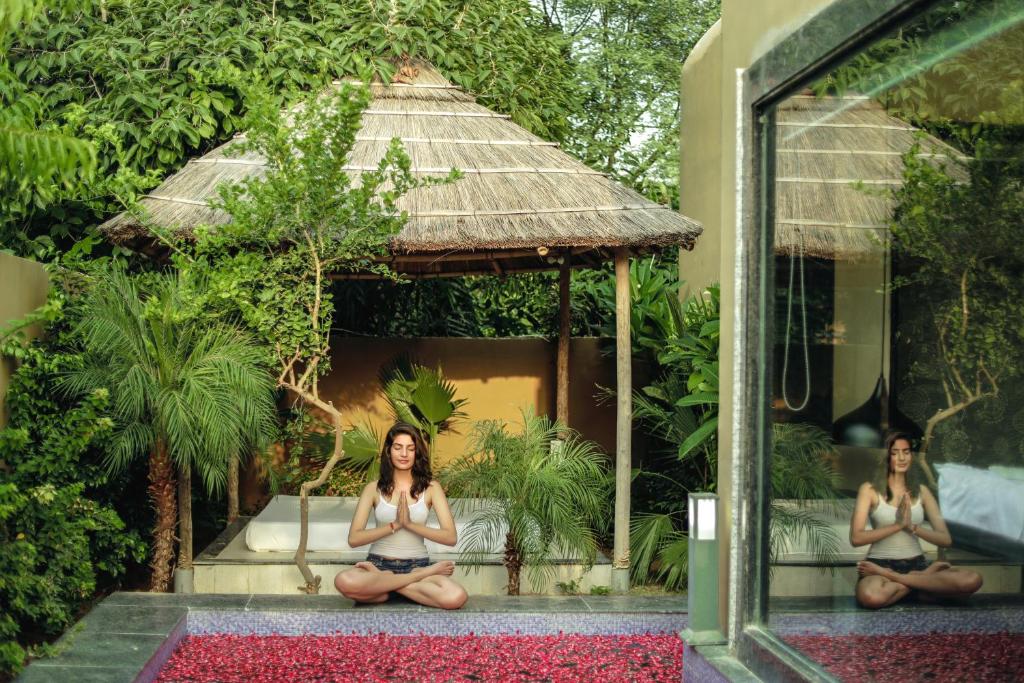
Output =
[
  {"x1": 244, "y1": 495, "x2": 505, "y2": 554},
  {"x1": 936, "y1": 463, "x2": 1024, "y2": 543}
]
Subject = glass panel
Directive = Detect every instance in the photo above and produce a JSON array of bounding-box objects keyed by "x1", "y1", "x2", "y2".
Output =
[{"x1": 763, "y1": 1, "x2": 1024, "y2": 679}]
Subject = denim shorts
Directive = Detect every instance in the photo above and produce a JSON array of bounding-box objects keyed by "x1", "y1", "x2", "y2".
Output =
[
  {"x1": 866, "y1": 555, "x2": 930, "y2": 573},
  {"x1": 366, "y1": 553, "x2": 430, "y2": 574}
]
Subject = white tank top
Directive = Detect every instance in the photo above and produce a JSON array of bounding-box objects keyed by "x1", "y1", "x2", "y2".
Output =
[
  {"x1": 368, "y1": 491, "x2": 430, "y2": 559},
  {"x1": 867, "y1": 495, "x2": 925, "y2": 559}
]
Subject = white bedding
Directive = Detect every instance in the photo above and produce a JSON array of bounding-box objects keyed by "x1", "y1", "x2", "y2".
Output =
[
  {"x1": 935, "y1": 463, "x2": 1024, "y2": 543},
  {"x1": 244, "y1": 495, "x2": 506, "y2": 554}
]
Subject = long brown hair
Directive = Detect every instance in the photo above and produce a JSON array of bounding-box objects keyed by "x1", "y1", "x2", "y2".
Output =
[
  {"x1": 377, "y1": 422, "x2": 432, "y2": 501},
  {"x1": 873, "y1": 431, "x2": 925, "y2": 504}
]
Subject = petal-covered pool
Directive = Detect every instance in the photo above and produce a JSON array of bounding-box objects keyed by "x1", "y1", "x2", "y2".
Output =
[{"x1": 156, "y1": 633, "x2": 683, "y2": 682}]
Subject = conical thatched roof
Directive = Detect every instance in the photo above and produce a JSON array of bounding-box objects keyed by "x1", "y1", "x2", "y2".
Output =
[
  {"x1": 775, "y1": 94, "x2": 968, "y2": 260},
  {"x1": 101, "y1": 61, "x2": 701, "y2": 277}
]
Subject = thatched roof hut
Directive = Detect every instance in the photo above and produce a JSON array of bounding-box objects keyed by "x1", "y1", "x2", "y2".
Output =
[
  {"x1": 101, "y1": 60, "x2": 701, "y2": 277},
  {"x1": 774, "y1": 94, "x2": 968, "y2": 260}
]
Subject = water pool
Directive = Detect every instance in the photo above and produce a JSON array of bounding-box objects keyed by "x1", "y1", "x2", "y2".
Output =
[
  {"x1": 157, "y1": 633, "x2": 682, "y2": 682},
  {"x1": 14, "y1": 593, "x2": 690, "y2": 683}
]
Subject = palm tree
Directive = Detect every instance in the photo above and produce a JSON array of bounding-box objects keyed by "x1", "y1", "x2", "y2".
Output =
[
  {"x1": 442, "y1": 411, "x2": 609, "y2": 595},
  {"x1": 63, "y1": 268, "x2": 276, "y2": 591}
]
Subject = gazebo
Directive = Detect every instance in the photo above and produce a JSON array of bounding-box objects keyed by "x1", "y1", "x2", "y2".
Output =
[{"x1": 101, "y1": 59, "x2": 703, "y2": 593}]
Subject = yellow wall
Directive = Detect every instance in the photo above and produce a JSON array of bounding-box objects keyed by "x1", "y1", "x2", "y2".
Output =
[
  {"x1": 319, "y1": 337, "x2": 618, "y2": 467},
  {"x1": 678, "y1": 0, "x2": 837, "y2": 635},
  {"x1": 0, "y1": 254, "x2": 50, "y2": 427}
]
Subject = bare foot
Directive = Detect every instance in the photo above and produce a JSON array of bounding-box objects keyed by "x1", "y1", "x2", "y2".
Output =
[
  {"x1": 429, "y1": 560, "x2": 456, "y2": 576},
  {"x1": 926, "y1": 561, "x2": 952, "y2": 573},
  {"x1": 355, "y1": 561, "x2": 379, "y2": 572},
  {"x1": 857, "y1": 560, "x2": 889, "y2": 578}
]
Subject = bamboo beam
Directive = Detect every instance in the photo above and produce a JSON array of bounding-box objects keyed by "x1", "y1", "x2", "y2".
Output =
[
  {"x1": 556, "y1": 260, "x2": 571, "y2": 431},
  {"x1": 327, "y1": 262, "x2": 599, "y2": 280},
  {"x1": 612, "y1": 247, "x2": 632, "y2": 593}
]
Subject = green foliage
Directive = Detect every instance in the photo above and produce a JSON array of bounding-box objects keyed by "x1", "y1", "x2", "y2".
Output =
[
  {"x1": 0, "y1": 310, "x2": 145, "y2": 678},
  {"x1": 278, "y1": 416, "x2": 382, "y2": 495},
  {"x1": 540, "y1": 0, "x2": 721, "y2": 206},
  {"x1": 573, "y1": 254, "x2": 684, "y2": 354},
  {"x1": 814, "y1": 0, "x2": 1023, "y2": 139},
  {"x1": 768, "y1": 423, "x2": 842, "y2": 570},
  {"x1": 2, "y1": 0, "x2": 576, "y2": 255},
  {"x1": 891, "y1": 141, "x2": 1024, "y2": 388},
  {"x1": 627, "y1": 284, "x2": 717, "y2": 589},
  {"x1": 442, "y1": 411, "x2": 610, "y2": 594},
  {"x1": 380, "y1": 359, "x2": 468, "y2": 456},
  {"x1": 182, "y1": 79, "x2": 446, "y2": 393},
  {"x1": 588, "y1": 584, "x2": 612, "y2": 596},
  {"x1": 332, "y1": 272, "x2": 579, "y2": 338},
  {"x1": 63, "y1": 268, "x2": 277, "y2": 491}
]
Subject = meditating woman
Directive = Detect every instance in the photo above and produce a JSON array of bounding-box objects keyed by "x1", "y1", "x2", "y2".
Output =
[
  {"x1": 334, "y1": 422, "x2": 468, "y2": 609},
  {"x1": 850, "y1": 431, "x2": 983, "y2": 609}
]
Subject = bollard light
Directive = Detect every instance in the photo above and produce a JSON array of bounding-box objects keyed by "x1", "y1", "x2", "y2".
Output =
[
  {"x1": 689, "y1": 493, "x2": 718, "y2": 541},
  {"x1": 680, "y1": 492, "x2": 726, "y2": 647}
]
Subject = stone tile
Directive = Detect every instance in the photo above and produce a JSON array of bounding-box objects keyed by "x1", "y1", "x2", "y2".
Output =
[
  {"x1": 193, "y1": 566, "x2": 216, "y2": 592},
  {"x1": 247, "y1": 565, "x2": 284, "y2": 594},
  {"x1": 582, "y1": 594, "x2": 689, "y2": 613},
  {"x1": 78, "y1": 604, "x2": 186, "y2": 636},
  {"x1": 247, "y1": 594, "x2": 357, "y2": 611},
  {"x1": 102, "y1": 592, "x2": 250, "y2": 609},
  {"x1": 212, "y1": 565, "x2": 250, "y2": 593},
  {"x1": 460, "y1": 596, "x2": 590, "y2": 612},
  {"x1": 17, "y1": 664, "x2": 139, "y2": 683},
  {"x1": 41, "y1": 633, "x2": 167, "y2": 669}
]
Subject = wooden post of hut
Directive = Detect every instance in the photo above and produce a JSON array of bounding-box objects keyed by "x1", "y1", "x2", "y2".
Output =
[
  {"x1": 612, "y1": 247, "x2": 632, "y2": 593},
  {"x1": 556, "y1": 258, "x2": 571, "y2": 431}
]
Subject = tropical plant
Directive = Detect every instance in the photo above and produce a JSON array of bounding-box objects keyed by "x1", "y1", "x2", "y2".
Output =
[
  {"x1": 628, "y1": 284, "x2": 719, "y2": 589},
  {"x1": 768, "y1": 423, "x2": 842, "y2": 573},
  {"x1": 61, "y1": 268, "x2": 276, "y2": 591},
  {"x1": 379, "y1": 358, "x2": 468, "y2": 457},
  {"x1": 628, "y1": 284, "x2": 841, "y2": 587},
  {"x1": 538, "y1": 0, "x2": 721, "y2": 206},
  {"x1": 572, "y1": 253, "x2": 683, "y2": 355},
  {"x1": 0, "y1": 299, "x2": 145, "y2": 678},
  {"x1": 279, "y1": 415, "x2": 383, "y2": 496},
  {"x1": 887, "y1": 140, "x2": 1024, "y2": 484},
  {"x1": 441, "y1": 411, "x2": 610, "y2": 595}
]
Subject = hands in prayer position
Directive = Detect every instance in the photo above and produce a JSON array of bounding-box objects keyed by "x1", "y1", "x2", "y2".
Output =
[
  {"x1": 895, "y1": 492, "x2": 912, "y2": 530},
  {"x1": 397, "y1": 491, "x2": 412, "y2": 529}
]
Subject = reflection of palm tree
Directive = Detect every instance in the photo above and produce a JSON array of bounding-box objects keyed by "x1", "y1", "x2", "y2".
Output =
[
  {"x1": 442, "y1": 412, "x2": 608, "y2": 595},
  {"x1": 64, "y1": 270, "x2": 276, "y2": 590},
  {"x1": 769, "y1": 424, "x2": 842, "y2": 572}
]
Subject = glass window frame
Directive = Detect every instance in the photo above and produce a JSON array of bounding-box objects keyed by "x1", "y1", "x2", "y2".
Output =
[{"x1": 732, "y1": 1, "x2": 956, "y2": 679}]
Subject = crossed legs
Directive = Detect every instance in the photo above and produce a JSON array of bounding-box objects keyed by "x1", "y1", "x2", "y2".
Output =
[
  {"x1": 334, "y1": 560, "x2": 468, "y2": 610},
  {"x1": 856, "y1": 560, "x2": 983, "y2": 609}
]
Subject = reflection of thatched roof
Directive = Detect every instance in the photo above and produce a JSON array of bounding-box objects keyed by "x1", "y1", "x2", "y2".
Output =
[
  {"x1": 775, "y1": 94, "x2": 968, "y2": 260},
  {"x1": 100, "y1": 61, "x2": 701, "y2": 277}
]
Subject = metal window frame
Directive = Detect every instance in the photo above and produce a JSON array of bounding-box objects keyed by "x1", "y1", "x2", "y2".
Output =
[{"x1": 729, "y1": 1, "x2": 945, "y2": 679}]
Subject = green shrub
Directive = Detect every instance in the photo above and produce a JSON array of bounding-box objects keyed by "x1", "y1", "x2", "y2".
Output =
[{"x1": 0, "y1": 329, "x2": 145, "y2": 677}]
